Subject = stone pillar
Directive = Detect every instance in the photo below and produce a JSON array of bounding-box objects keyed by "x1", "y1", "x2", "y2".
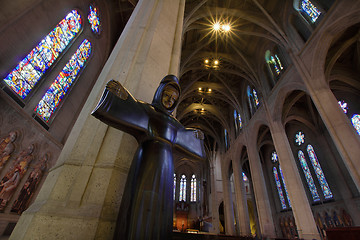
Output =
[
  {"x1": 231, "y1": 157, "x2": 251, "y2": 236},
  {"x1": 210, "y1": 151, "x2": 220, "y2": 234},
  {"x1": 221, "y1": 157, "x2": 236, "y2": 235},
  {"x1": 10, "y1": 0, "x2": 185, "y2": 239},
  {"x1": 245, "y1": 131, "x2": 276, "y2": 238},
  {"x1": 269, "y1": 120, "x2": 320, "y2": 240}
]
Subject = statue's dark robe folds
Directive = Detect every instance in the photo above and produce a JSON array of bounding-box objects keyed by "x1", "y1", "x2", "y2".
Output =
[{"x1": 92, "y1": 75, "x2": 205, "y2": 239}]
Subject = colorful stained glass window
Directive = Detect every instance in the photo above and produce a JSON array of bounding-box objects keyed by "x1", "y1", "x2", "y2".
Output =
[
  {"x1": 253, "y1": 89, "x2": 259, "y2": 106},
  {"x1": 270, "y1": 56, "x2": 280, "y2": 75},
  {"x1": 179, "y1": 174, "x2": 186, "y2": 201},
  {"x1": 273, "y1": 167, "x2": 287, "y2": 209},
  {"x1": 35, "y1": 39, "x2": 92, "y2": 122},
  {"x1": 279, "y1": 166, "x2": 291, "y2": 208},
  {"x1": 224, "y1": 129, "x2": 229, "y2": 150},
  {"x1": 271, "y1": 151, "x2": 278, "y2": 163},
  {"x1": 306, "y1": 145, "x2": 333, "y2": 199},
  {"x1": 3, "y1": 10, "x2": 82, "y2": 99},
  {"x1": 298, "y1": 150, "x2": 320, "y2": 201},
  {"x1": 338, "y1": 100, "x2": 348, "y2": 114},
  {"x1": 234, "y1": 110, "x2": 242, "y2": 132},
  {"x1": 174, "y1": 173, "x2": 176, "y2": 200},
  {"x1": 295, "y1": 131, "x2": 305, "y2": 146},
  {"x1": 351, "y1": 114, "x2": 360, "y2": 135},
  {"x1": 88, "y1": 5, "x2": 100, "y2": 34},
  {"x1": 190, "y1": 174, "x2": 196, "y2": 202},
  {"x1": 242, "y1": 172, "x2": 248, "y2": 182},
  {"x1": 301, "y1": 0, "x2": 321, "y2": 23}
]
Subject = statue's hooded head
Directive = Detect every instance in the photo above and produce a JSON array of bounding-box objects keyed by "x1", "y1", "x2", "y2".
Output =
[{"x1": 152, "y1": 75, "x2": 181, "y2": 114}]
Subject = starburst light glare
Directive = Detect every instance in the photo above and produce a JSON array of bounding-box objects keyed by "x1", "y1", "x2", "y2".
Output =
[
  {"x1": 221, "y1": 24, "x2": 231, "y2": 32},
  {"x1": 213, "y1": 22, "x2": 221, "y2": 31}
]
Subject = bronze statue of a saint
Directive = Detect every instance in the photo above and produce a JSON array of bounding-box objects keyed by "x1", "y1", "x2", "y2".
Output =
[{"x1": 92, "y1": 75, "x2": 205, "y2": 239}]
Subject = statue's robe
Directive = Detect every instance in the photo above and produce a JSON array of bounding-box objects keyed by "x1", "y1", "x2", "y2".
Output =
[{"x1": 92, "y1": 80, "x2": 205, "y2": 239}]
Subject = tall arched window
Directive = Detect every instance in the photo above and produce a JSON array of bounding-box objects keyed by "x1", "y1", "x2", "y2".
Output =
[
  {"x1": 190, "y1": 174, "x2": 197, "y2": 202},
  {"x1": 338, "y1": 100, "x2": 360, "y2": 136},
  {"x1": 234, "y1": 109, "x2": 242, "y2": 136},
  {"x1": 224, "y1": 129, "x2": 230, "y2": 150},
  {"x1": 3, "y1": 10, "x2": 82, "y2": 99},
  {"x1": 294, "y1": 131, "x2": 333, "y2": 202},
  {"x1": 179, "y1": 174, "x2": 187, "y2": 201},
  {"x1": 35, "y1": 39, "x2": 92, "y2": 122},
  {"x1": 174, "y1": 174, "x2": 176, "y2": 200},
  {"x1": 271, "y1": 151, "x2": 291, "y2": 209},
  {"x1": 265, "y1": 50, "x2": 285, "y2": 79}
]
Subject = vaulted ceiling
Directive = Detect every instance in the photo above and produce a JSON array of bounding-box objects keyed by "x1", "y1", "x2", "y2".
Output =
[{"x1": 177, "y1": 0, "x2": 291, "y2": 152}]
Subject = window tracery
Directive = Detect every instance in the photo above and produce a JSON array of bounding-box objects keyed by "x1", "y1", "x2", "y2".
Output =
[{"x1": 190, "y1": 174, "x2": 196, "y2": 202}]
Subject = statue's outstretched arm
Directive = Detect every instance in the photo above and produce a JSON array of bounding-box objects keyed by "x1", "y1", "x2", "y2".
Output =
[
  {"x1": 92, "y1": 80, "x2": 148, "y2": 135},
  {"x1": 175, "y1": 128, "x2": 206, "y2": 159}
]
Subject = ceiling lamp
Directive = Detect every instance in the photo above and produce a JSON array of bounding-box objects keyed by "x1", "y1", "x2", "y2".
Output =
[
  {"x1": 212, "y1": 22, "x2": 221, "y2": 31},
  {"x1": 221, "y1": 24, "x2": 231, "y2": 32}
]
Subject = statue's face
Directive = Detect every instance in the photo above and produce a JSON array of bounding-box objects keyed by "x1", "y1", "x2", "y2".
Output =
[{"x1": 161, "y1": 85, "x2": 179, "y2": 109}]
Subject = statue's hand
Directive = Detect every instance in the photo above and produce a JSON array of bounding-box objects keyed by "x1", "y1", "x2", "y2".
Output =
[
  {"x1": 193, "y1": 129, "x2": 204, "y2": 140},
  {"x1": 106, "y1": 80, "x2": 129, "y2": 100}
]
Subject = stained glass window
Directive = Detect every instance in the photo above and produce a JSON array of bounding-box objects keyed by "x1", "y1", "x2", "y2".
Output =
[
  {"x1": 271, "y1": 151, "x2": 278, "y2": 163},
  {"x1": 279, "y1": 166, "x2": 291, "y2": 208},
  {"x1": 190, "y1": 174, "x2": 196, "y2": 202},
  {"x1": 179, "y1": 174, "x2": 186, "y2": 201},
  {"x1": 298, "y1": 150, "x2": 320, "y2": 201},
  {"x1": 224, "y1": 129, "x2": 229, "y2": 150},
  {"x1": 301, "y1": 0, "x2": 321, "y2": 23},
  {"x1": 270, "y1": 56, "x2": 280, "y2": 75},
  {"x1": 88, "y1": 5, "x2": 100, "y2": 34},
  {"x1": 253, "y1": 89, "x2": 259, "y2": 106},
  {"x1": 306, "y1": 145, "x2": 333, "y2": 199},
  {"x1": 295, "y1": 131, "x2": 305, "y2": 146},
  {"x1": 338, "y1": 100, "x2": 348, "y2": 114},
  {"x1": 174, "y1": 174, "x2": 176, "y2": 200},
  {"x1": 234, "y1": 110, "x2": 242, "y2": 132},
  {"x1": 3, "y1": 10, "x2": 82, "y2": 99},
  {"x1": 242, "y1": 172, "x2": 248, "y2": 182},
  {"x1": 273, "y1": 167, "x2": 287, "y2": 209},
  {"x1": 35, "y1": 39, "x2": 91, "y2": 122},
  {"x1": 351, "y1": 114, "x2": 360, "y2": 135}
]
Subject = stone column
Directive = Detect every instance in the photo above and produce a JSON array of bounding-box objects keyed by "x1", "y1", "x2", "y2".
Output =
[
  {"x1": 10, "y1": 0, "x2": 185, "y2": 239},
  {"x1": 221, "y1": 157, "x2": 236, "y2": 235},
  {"x1": 231, "y1": 157, "x2": 251, "y2": 236},
  {"x1": 245, "y1": 131, "x2": 276, "y2": 238},
  {"x1": 210, "y1": 151, "x2": 220, "y2": 234},
  {"x1": 269, "y1": 120, "x2": 320, "y2": 240}
]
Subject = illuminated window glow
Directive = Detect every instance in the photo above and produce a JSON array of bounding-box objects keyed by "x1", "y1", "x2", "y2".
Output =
[
  {"x1": 190, "y1": 174, "x2": 197, "y2": 202},
  {"x1": 3, "y1": 10, "x2": 82, "y2": 99},
  {"x1": 253, "y1": 89, "x2": 259, "y2": 106},
  {"x1": 179, "y1": 175, "x2": 186, "y2": 201},
  {"x1": 174, "y1": 174, "x2": 176, "y2": 200},
  {"x1": 273, "y1": 167, "x2": 287, "y2": 209},
  {"x1": 351, "y1": 114, "x2": 360, "y2": 135},
  {"x1": 298, "y1": 150, "x2": 320, "y2": 201},
  {"x1": 301, "y1": 0, "x2": 321, "y2": 23},
  {"x1": 88, "y1": 5, "x2": 100, "y2": 34},
  {"x1": 35, "y1": 39, "x2": 91, "y2": 122},
  {"x1": 295, "y1": 131, "x2": 305, "y2": 146},
  {"x1": 306, "y1": 145, "x2": 333, "y2": 199},
  {"x1": 242, "y1": 172, "x2": 248, "y2": 182},
  {"x1": 271, "y1": 151, "x2": 278, "y2": 163},
  {"x1": 338, "y1": 100, "x2": 348, "y2": 113}
]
